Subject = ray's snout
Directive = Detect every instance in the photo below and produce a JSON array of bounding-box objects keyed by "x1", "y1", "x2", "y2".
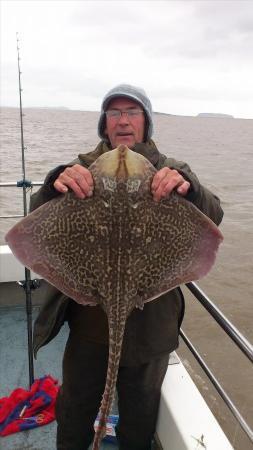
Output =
[
  {"x1": 117, "y1": 143, "x2": 128, "y2": 156},
  {"x1": 93, "y1": 144, "x2": 153, "y2": 182}
]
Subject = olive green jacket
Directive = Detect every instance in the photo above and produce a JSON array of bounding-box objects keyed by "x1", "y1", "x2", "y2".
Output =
[{"x1": 31, "y1": 140, "x2": 223, "y2": 365}]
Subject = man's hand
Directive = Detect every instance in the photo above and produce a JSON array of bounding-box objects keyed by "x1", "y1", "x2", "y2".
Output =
[
  {"x1": 53, "y1": 165, "x2": 94, "y2": 199},
  {"x1": 151, "y1": 167, "x2": 190, "y2": 202}
]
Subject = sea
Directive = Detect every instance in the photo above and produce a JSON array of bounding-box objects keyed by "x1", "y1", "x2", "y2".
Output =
[{"x1": 0, "y1": 107, "x2": 252, "y2": 450}]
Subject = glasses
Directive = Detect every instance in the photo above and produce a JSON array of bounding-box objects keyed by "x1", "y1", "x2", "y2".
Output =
[{"x1": 105, "y1": 108, "x2": 144, "y2": 119}]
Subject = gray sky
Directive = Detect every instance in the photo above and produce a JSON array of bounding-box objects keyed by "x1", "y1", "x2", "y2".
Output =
[{"x1": 1, "y1": 0, "x2": 253, "y2": 118}]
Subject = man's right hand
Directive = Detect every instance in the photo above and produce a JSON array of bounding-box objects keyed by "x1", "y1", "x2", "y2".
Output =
[{"x1": 53, "y1": 164, "x2": 94, "y2": 199}]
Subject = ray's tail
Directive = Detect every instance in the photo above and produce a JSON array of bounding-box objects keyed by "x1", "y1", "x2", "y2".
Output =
[{"x1": 92, "y1": 313, "x2": 127, "y2": 450}]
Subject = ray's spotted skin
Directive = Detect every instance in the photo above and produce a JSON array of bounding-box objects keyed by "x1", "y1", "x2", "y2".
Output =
[{"x1": 5, "y1": 145, "x2": 223, "y2": 449}]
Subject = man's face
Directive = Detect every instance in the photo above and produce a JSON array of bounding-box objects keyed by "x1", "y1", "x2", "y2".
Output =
[{"x1": 104, "y1": 97, "x2": 145, "y2": 149}]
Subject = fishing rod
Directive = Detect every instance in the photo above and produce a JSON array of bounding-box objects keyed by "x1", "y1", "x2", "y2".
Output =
[{"x1": 16, "y1": 32, "x2": 37, "y2": 387}]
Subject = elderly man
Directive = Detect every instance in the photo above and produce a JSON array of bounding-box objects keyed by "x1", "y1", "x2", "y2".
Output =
[{"x1": 31, "y1": 84, "x2": 223, "y2": 450}]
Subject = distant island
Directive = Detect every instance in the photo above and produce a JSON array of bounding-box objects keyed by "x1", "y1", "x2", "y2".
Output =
[
  {"x1": 34, "y1": 106, "x2": 70, "y2": 110},
  {"x1": 197, "y1": 113, "x2": 234, "y2": 118},
  {"x1": 154, "y1": 111, "x2": 173, "y2": 116},
  {"x1": 154, "y1": 111, "x2": 185, "y2": 117},
  {"x1": 154, "y1": 111, "x2": 235, "y2": 119}
]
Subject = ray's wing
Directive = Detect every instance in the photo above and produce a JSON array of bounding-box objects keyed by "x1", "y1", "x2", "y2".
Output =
[
  {"x1": 5, "y1": 192, "x2": 112, "y2": 306},
  {"x1": 127, "y1": 192, "x2": 223, "y2": 307}
]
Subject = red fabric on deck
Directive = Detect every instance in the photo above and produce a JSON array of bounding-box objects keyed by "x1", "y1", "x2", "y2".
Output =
[{"x1": 0, "y1": 375, "x2": 59, "y2": 436}]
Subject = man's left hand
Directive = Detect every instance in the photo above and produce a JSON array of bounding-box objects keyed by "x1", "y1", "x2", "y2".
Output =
[{"x1": 151, "y1": 167, "x2": 190, "y2": 202}]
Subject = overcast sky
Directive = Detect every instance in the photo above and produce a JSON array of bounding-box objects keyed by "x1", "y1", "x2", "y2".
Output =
[{"x1": 1, "y1": 0, "x2": 253, "y2": 118}]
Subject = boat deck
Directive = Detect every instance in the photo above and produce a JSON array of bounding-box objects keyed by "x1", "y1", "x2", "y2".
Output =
[{"x1": 0, "y1": 306, "x2": 119, "y2": 450}]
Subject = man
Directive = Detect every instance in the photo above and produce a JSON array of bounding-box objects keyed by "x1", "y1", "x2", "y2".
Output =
[{"x1": 31, "y1": 84, "x2": 223, "y2": 450}]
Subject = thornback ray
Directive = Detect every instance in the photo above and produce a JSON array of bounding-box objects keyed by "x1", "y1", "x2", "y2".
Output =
[{"x1": 5, "y1": 144, "x2": 223, "y2": 450}]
